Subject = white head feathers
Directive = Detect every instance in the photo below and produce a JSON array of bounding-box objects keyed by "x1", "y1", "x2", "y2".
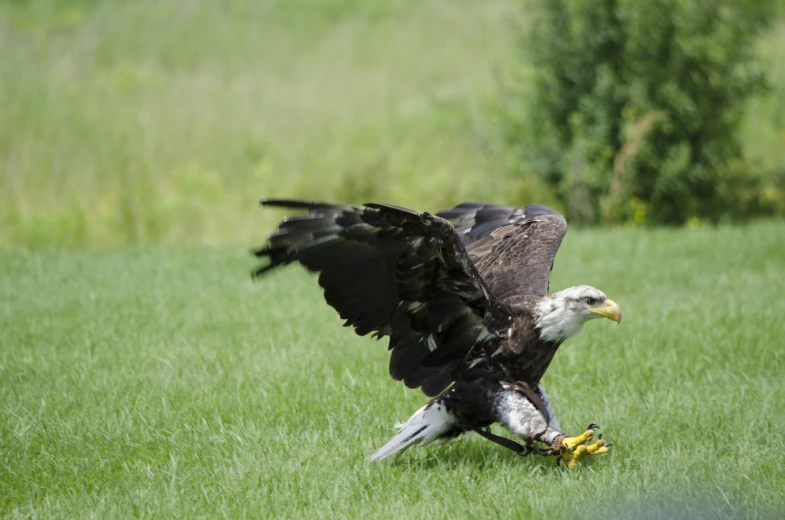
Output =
[{"x1": 534, "y1": 285, "x2": 619, "y2": 343}]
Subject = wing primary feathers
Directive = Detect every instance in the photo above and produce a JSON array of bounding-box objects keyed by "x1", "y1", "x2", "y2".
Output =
[
  {"x1": 435, "y1": 202, "x2": 486, "y2": 220},
  {"x1": 254, "y1": 198, "x2": 506, "y2": 395},
  {"x1": 364, "y1": 202, "x2": 423, "y2": 216},
  {"x1": 519, "y1": 204, "x2": 559, "y2": 218},
  {"x1": 260, "y1": 198, "x2": 340, "y2": 210}
]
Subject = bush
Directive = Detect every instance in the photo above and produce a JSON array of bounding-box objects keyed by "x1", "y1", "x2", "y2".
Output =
[{"x1": 504, "y1": 0, "x2": 775, "y2": 225}]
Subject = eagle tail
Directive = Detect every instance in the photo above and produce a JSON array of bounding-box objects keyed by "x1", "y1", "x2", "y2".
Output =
[{"x1": 368, "y1": 402, "x2": 456, "y2": 461}]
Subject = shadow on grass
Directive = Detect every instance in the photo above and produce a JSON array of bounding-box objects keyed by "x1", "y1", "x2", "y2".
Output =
[{"x1": 387, "y1": 434, "x2": 563, "y2": 472}]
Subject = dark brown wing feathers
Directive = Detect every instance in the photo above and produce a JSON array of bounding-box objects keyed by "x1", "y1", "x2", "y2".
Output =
[
  {"x1": 254, "y1": 199, "x2": 503, "y2": 396},
  {"x1": 436, "y1": 202, "x2": 567, "y2": 299}
]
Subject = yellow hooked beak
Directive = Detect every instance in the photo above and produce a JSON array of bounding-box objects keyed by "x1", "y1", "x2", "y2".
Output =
[{"x1": 588, "y1": 298, "x2": 622, "y2": 324}]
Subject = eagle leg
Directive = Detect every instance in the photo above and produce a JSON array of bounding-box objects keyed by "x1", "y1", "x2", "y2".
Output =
[{"x1": 553, "y1": 424, "x2": 611, "y2": 469}]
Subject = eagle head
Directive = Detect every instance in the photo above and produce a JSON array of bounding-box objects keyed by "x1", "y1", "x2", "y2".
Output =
[{"x1": 534, "y1": 285, "x2": 622, "y2": 343}]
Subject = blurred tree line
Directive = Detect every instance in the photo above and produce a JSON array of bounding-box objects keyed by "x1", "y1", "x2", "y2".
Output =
[
  {"x1": 2, "y1": 0, "x2": 784, "y2": 249},
  {"x1": 503, "y1": 0, "x2": 783, "y2": 225}
]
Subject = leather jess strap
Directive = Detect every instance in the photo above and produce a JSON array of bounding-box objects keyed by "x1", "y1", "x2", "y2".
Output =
[{"x1": 473, "y1": 427, "x2": 532, "y2": 456}]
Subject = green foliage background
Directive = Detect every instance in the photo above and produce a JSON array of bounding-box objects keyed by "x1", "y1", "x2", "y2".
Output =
[
  {"x1": 1, "y1": 0, "x2": 784, "y2": 247},
  {"x1": 504, "y1": 0, "x2": 783, "y2": 225}
]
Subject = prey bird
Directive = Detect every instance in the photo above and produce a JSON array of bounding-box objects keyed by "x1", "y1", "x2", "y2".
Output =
[{"x1": 253, "y1": 200, "x2": 621, "y2": 467}]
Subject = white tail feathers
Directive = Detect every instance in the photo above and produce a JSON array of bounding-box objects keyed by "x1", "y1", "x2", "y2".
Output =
[{"x1": 368, "y1": 402, "x2": 456, "y2": 461}]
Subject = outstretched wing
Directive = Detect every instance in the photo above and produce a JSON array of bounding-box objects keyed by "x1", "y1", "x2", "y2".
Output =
[
  {"x1": 254, "y1": 199, "x2": 506, "y2": 396},
  {"x1": 436, "y1": 202, "x2": 567, "y2": 300}
]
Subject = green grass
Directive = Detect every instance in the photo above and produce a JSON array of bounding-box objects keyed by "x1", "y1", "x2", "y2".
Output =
[
  {"x1": 2, "y1": 0, "x2": 784, "y2": 248},
  {"x1": 2, "y1": 221, "x2": 784, "y2": 518}
]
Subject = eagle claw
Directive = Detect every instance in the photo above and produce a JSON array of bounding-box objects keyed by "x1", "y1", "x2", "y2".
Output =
[{"x1": 554, "y1": 424, "x2": 610, "y2": 469}]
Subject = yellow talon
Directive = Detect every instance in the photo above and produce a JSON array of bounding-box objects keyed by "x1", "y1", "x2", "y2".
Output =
[
  {"x1": 585, "y1": 439, "x2": 609, "y2": 455},
  {"x1": 557, "y1": 426, "x2": 610, "y2": 468},
  {"x1": 566, "y1": 445, "x2": 588, "y2": 469},
  {"x1": 560, "y1": 429, "x2": 594, "y2": 451}
]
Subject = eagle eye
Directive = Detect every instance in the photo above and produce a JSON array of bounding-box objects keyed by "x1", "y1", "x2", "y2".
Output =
[{"x1": 585, "y1": 297, "x2": 598, "y2": 306}]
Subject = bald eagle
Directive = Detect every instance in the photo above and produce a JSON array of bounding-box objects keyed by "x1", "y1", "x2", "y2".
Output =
[{"x1": 254, "y1": 200, "x2": 621, "y2": 467}]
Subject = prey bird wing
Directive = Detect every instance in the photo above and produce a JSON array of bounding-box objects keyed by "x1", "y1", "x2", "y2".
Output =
[
  {"x1": 254, "y1": 199, "x2": 508, "y2": 397},
  {"x1": 436, "y1": 202, "x2": 568, "y2": 301}
]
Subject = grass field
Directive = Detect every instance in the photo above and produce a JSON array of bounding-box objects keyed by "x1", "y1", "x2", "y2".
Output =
[{"x1": 2, "y1": 220, "x2": 784, "y2": 518}]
